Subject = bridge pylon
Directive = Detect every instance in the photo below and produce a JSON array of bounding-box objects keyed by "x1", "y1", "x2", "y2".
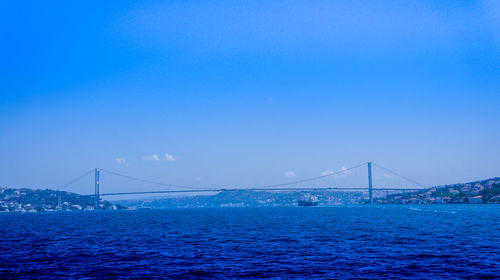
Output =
[
  {"x1": 368, "y1": 162, "x2": 373, "y2": 203},
  {"x1": 94, "y1": 168, "x2": 100, "y2": 209}
]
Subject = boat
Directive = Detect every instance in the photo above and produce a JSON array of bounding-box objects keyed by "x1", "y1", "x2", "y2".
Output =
[
  {"x1": 297, "y1": 200, "x2": 319, "y2": 207},
  {"x1": 297, "y1": 194, "x2": 319, "y2": 206}
]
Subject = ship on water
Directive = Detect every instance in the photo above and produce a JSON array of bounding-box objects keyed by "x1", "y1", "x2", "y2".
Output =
[{"x1": 297, "y1": 194, "x2": 319, "y2": 206}]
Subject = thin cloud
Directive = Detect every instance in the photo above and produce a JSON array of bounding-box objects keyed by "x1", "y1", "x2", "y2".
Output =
[
  {"x1": 285, "y1": 171, "x2": 296, "y2": 178},
  {"x1": 144, "y1": 153, "x2": 177, "y2": 162},
  {"x1": 115, "y1": 157, "x2": 128, "y2": 166},
  {"x1": 383, "y1": 173, "x2": 395, "y2": 179},
  {"x1": 320, "y1": 170, "x2": 334, "y2": 176},
  {"x1": 376, "y1": 173, "x2": 396, "y2": 180},
  {"x1": 143, "y1": 154, "x2": 160, "y2": 161},
  {"x1": 338, "y1": 166, "x2": 352, "y2": 177},
  {"x1": 164, "y1": 153, "x2": 178, "y2": 161},
  {"x1": 321, "y1": 167, "x2": 351, "y2": 177}
]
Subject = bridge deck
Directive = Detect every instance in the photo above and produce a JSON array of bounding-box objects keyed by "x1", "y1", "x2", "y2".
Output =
[{"x1": 97, "y1": 187, "x2": 423, "y2": 197}]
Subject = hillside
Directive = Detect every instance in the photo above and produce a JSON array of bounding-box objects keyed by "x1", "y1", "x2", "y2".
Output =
[
  {"x1": 3, "y1": 176, "x2": 500, "y2": 212},
  {"x1": 116, "y1": 190, "x2": 367, "y2": 208},
  {"x1": 0, "y1": 187, "x2": 120, "y2": 212},
  {"x1": 374, "y1": 177, "x2": 500, "y2": 204}
]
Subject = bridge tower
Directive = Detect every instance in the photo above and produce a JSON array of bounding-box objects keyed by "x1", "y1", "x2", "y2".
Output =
[
  {"x1": 368, "y1": 162, "x2": 373, "y2": 203},
  {"x1": 94, "y1": 168, "x2": 100, "y2": 209}
]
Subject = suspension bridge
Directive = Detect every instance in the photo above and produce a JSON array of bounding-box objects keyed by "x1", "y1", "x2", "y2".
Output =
[{"x1": 57, "y1": 162, "x2": 426, "y2": 208}]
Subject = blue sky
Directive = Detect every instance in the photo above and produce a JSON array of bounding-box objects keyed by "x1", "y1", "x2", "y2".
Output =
[{"x1": 1, "y1": 0, "x2": 500, "y2": 195}]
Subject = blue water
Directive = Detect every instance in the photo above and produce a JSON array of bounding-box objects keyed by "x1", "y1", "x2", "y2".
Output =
[{"x1": 0, "y1": 205, "x2": 499, "y2": 279}]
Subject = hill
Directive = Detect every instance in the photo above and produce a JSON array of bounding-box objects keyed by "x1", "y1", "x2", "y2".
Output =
[
  {"x1": 374, "y1": 178, "x2": 500, "y2": 204},
  {"x1": 3, "y1": 176, "x2": 500, "y2": 212},
  {"x1": 115, "y1": 190, "x2": 367, "y2": 208},
  {"x1": 0, "y1": 187, "x2": 121, "y2": 212}
]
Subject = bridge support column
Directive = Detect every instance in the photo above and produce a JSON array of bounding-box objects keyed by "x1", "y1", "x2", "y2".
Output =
[
  {"x1": 94, "y1": 168, "x2": 100, "y2": 210},
  {"x1": 368, "y1": 162, "x2": 373, "y2": 203}
]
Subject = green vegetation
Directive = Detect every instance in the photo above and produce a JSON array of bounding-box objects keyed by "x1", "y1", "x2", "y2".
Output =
[
  {"x1": 375, "y1": 178, "x2": 500, "y2": 204},
  {"x1": 0, "y1": 187, "x2": 120, "y2": 212}
]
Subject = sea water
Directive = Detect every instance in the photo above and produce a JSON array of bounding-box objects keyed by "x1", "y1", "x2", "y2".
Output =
[{"x1": 0, "y1": 205, "x2": 499, "y2": 279}]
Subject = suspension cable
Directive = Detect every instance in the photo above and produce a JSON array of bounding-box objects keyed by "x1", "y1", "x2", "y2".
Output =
[
  {"x1": 99, "y1": 168, "x2": 218, "y2": 190},
  {"x1": 372, "y1": 162, "x2": 426, "y2": 188},
  {"x1": 99, "y1": 162, "x2": 368, "y2": 190},
  {"x1": 56, "y1": 169, "x2": 94, "y2": 190},
  {"x1": 254, "y1": 162, "x2": 368, "y2": 188}
]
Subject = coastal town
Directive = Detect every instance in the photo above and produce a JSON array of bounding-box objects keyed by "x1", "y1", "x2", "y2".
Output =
[
  {"x1": 1, "y1": 177, "x2": 499, "y2": 212},
  {"x1": 375, "y1": 178, "x2": 500, "y2": 204},
  {"x1": 0, "y1": 187, "x2": 121, "y2": 212}
]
